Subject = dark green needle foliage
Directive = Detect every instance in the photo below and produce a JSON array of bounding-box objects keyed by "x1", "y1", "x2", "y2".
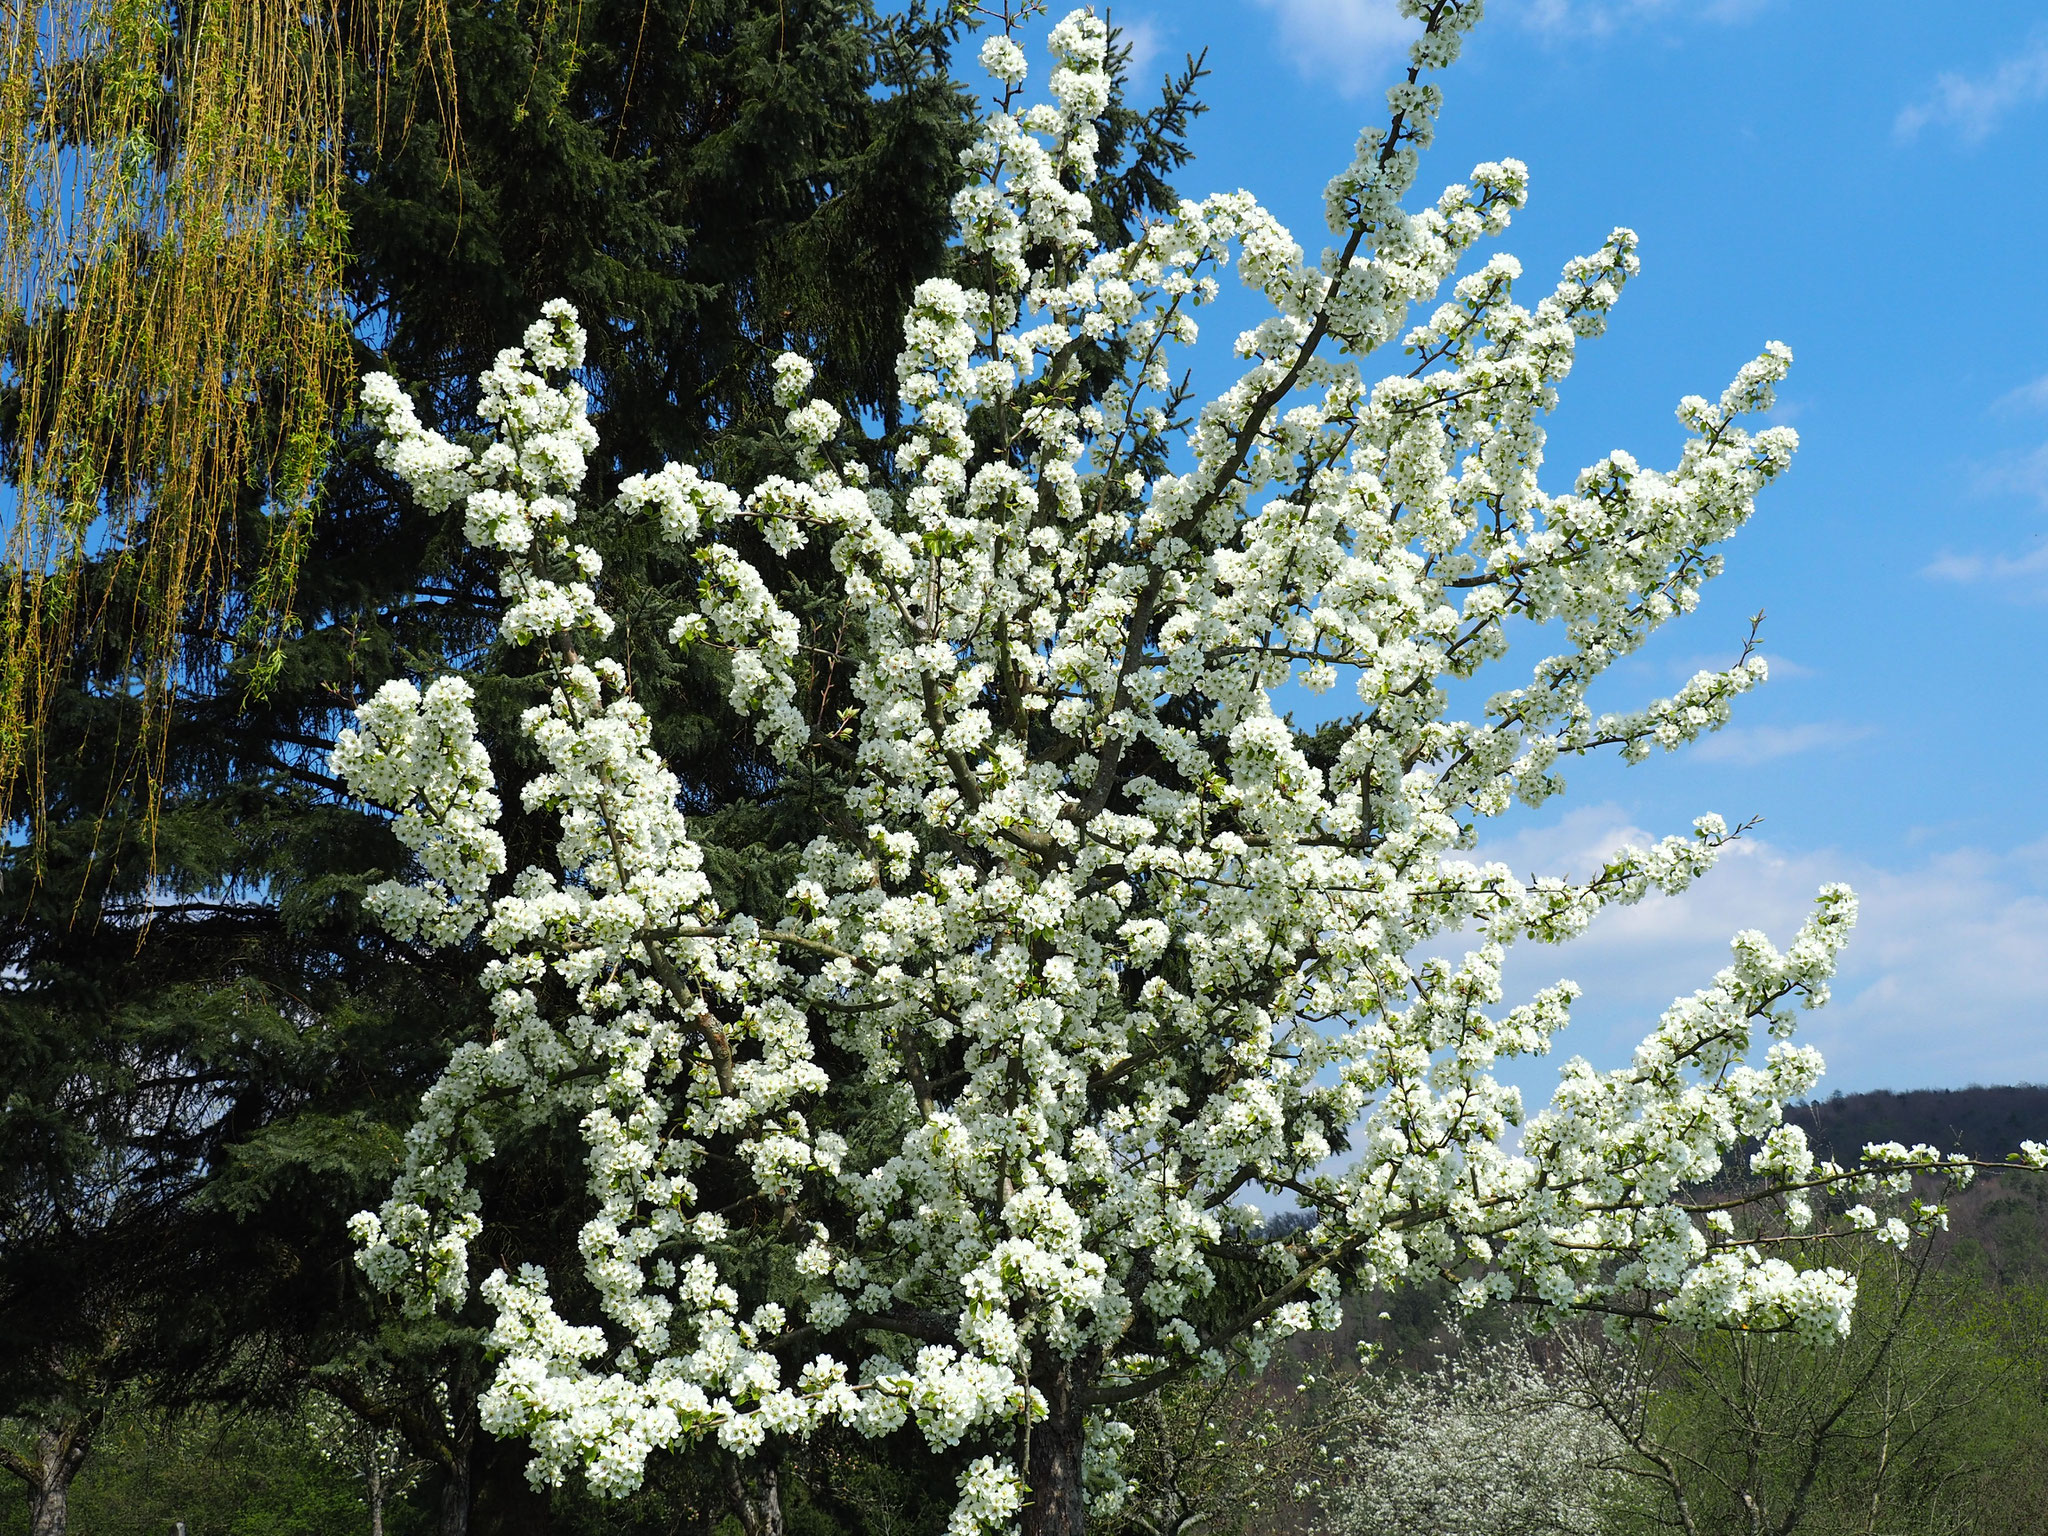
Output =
[{"x1": 4, "y1": 0, "x2": 968, "y2": 1527}]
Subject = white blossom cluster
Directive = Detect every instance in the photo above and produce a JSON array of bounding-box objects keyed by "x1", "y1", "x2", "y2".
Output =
[
  {"x1": 1316, "y1": 1342, "x2": 1622, "y2": 1536},
  {"x1": 333, "y1": 6, "x2": 1968, "y2": 1530}
]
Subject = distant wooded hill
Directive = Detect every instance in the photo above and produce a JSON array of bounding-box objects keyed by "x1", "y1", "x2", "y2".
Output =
[{"x1": 1787, "y1": 1085, "x2": 2048, "y2": 1164}]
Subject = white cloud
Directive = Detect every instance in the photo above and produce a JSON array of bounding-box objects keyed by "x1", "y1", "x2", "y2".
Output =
[
  {"x1": 1690, "y1": 720, "x2": 1874, "y2": 766},
  {"x1": 1757, "y1": 652, "x2": 1816, "y2": 681},
  {"x1": 1896, "y1": 36, "x2": 2048, "y2": 145},
  {"x1": 1642, "y1": 649, "x2": 1814, "y2": 683},
  {"x1": 1991, "y1": 373, "x2": 2048, "y2": 416},
  {"x1": 1465, "y1": 807, "x2": 2048, "y2": 1096},
  {"x1": 1968, "y1": 441, "x2": 2048, "y2": 506},
  {"x1": 1923, "y1": 541, "x2": 2048, "y2": 587},
  {"x1": 1257, "y1": 0, "x2": 1768, "y2": 94},
  {"x1": 1112, "y1": 14, "x2": 1168, "y2": 81},
  {"x1": 1252, "y1": 0, "x2": 1419, "y2": 98},
  {"x1": 1514, "y1": 0, "x2": 1771, "y2": 40}
]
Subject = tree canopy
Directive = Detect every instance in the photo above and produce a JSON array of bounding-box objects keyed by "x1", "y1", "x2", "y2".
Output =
[
  {"x1": 8, "y1": 5, "x2": 2044, "y2": 1536},
  {"x1": 329, "y1": 9, "x2": 2020, "y2": 1536}
]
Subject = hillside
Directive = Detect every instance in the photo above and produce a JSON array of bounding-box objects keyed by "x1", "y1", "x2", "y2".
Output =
[{"x1": 1787, "y1": 1084, "x2": 2048, "y2": 1165}]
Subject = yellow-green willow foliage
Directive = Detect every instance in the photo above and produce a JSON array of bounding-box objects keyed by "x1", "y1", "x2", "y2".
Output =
[{"x1": 0, "y1": 0, "x2": 451, "y2": 849}]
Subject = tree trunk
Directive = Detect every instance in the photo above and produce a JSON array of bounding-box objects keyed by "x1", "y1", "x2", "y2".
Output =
[
  {"x1": 369, "y1": 1459, "x2": 385, "y2": 1536},
  {"x1": 723, "y1": 1455, "x2": 785, "y2": 1536},
  {"x1": 438, "y1": 1440, "x2": 471, "y2": 1536},
  {"x1": 26, "y1": 1425, "x2": 81, "y2": 1536},
  {"x1": 13, "y1": 1413, "x2": 100, "y2": 1536},
  {"x1": 472, "y1": 1433, "x2": 551, "y2": 1536},
  {"x1": 27, "y1": 1477, "x2": 65, "y2": 1536},
  {"x1": 433, "y1": 1358, "x2": 482, "y2": 1536},
  {"x1": 1024, "y1": 1381, "x2": 1086, "y2": 1536}
]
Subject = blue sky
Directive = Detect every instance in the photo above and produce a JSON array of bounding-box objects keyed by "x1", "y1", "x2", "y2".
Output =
[{"x1": 1003, "y1": 0, "x2": 2048, "y2": 1094}]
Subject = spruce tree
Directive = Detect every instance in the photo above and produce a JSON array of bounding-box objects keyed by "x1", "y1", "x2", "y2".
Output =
[{"x1": 4, "y1": 3, "x2": 970, "y2": 1532}]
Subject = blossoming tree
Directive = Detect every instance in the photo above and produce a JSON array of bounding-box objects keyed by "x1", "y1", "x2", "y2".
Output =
[{"x1": 333, "y1": 4, "x2": 2029, "y2": 1532}]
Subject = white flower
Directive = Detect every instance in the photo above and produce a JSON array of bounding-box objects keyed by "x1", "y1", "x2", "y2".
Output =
[
  {"x1": 979, "y1": 35, "x2": 1027, "y2": 88},
  {"x1": 335, "y1": 10, "x2": 1942, "y2": 1531}
]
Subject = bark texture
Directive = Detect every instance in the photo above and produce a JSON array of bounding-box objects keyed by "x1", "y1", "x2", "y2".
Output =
[
  {"x1": 438, "y1": 1438, "x2": 472, "y2": 1536},
  {"x1": 6, "y1": 1417, "x2": 96, "y2": 1536},
  {"x1": 1024, "y1": 1384, "x2": 1087, "y2": 1536},
  {"x1": 724, "y1": 1455, "x2": 786, "y2": 1536}
]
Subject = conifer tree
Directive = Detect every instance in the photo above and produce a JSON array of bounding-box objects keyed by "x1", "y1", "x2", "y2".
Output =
[{"x1": 3, "y1": 3, "x2": 972, "y2": 1532}]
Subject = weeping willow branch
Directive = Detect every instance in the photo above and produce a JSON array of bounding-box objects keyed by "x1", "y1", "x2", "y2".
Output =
[{"x1": 0, "y1": 0, "x2": 456, "y2": 866}]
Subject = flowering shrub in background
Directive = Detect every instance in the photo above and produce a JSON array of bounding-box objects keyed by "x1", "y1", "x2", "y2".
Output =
[
  {"x1": 334, "y1": 3, "x2": 2008, "y2": 1531},
  {"x1": 1315, "y1": 1340, "x2": 1620, "y2": 1536}
]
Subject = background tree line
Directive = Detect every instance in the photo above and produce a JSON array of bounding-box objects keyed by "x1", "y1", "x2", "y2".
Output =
[
  {"x1": 1110, "y1": 1164, "x2": 2048, "y2": 1536},
  {"x1": 7, "y1": 1143, "x2": 2045, "y2": 1536}
]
